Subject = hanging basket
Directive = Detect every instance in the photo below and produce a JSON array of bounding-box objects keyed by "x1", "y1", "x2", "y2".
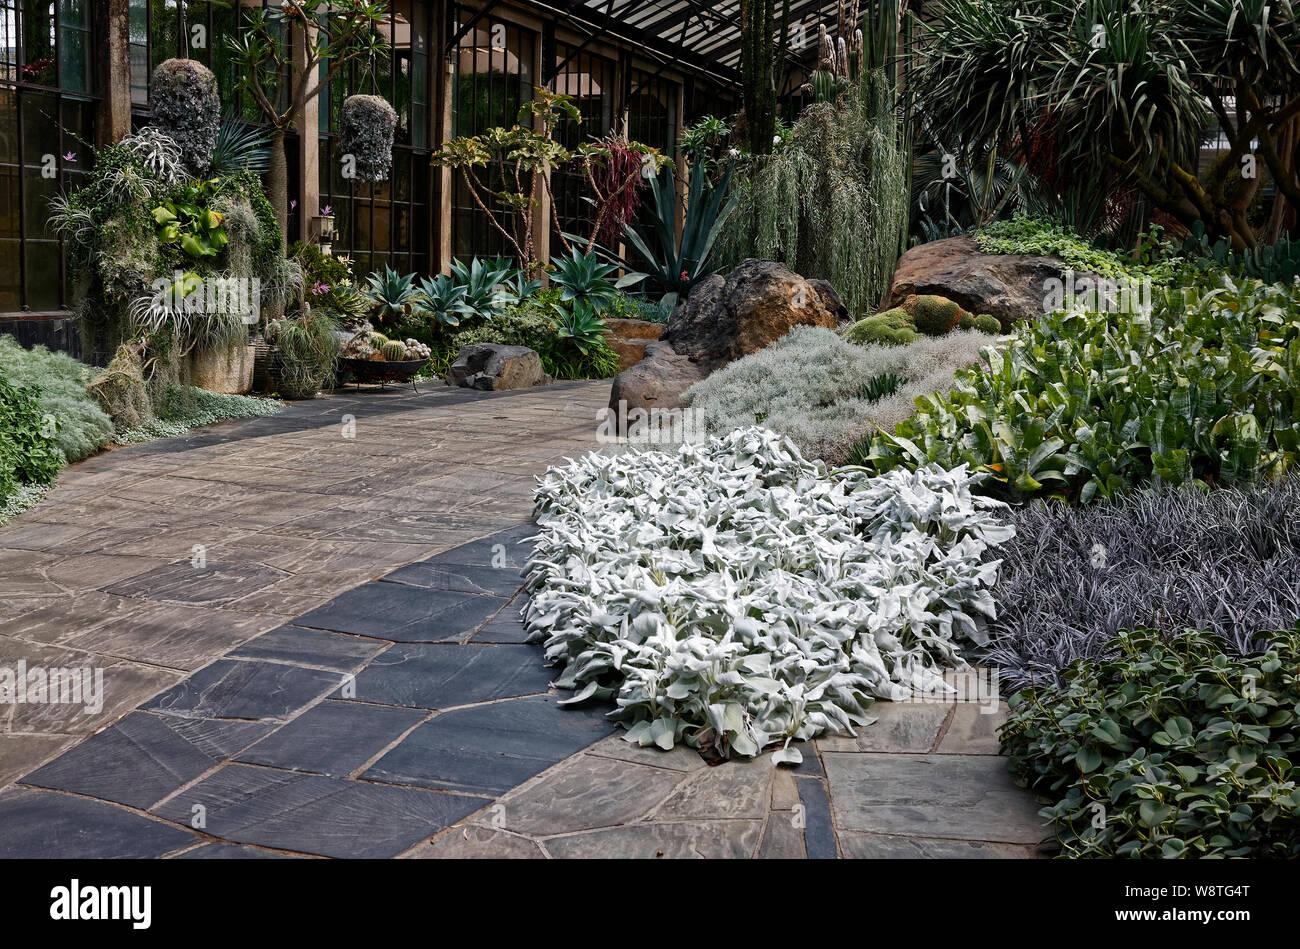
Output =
[{"x1": 339, "y1": 95, "x2": 398, "y2": 183}]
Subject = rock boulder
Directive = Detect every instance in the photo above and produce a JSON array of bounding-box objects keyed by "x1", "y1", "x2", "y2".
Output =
[
  {"x1": 447, "y1": 344, "x2": 547, "y2": 391},
  {"x1": 887, "y1": 235, "x2": 1096, "y2": 330}
]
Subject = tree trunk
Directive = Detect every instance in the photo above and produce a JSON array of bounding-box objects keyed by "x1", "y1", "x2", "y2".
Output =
[{"x1": 266, "y1": 128, "x2": 289, "y2": 254}]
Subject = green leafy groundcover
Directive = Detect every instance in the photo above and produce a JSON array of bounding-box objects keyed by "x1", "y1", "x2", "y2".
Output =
[
  {"x1": 0, "y1": 374, "x2": 63, "y2": 508},
  {"x1": 113, "y1": 387, "x2": 281, "y2": 444},
  {"x1": 862, "y1": 273, "x2": 1300, "y2": 501},
  {"x1": 1002, "y1": 627, "x2": 1300, "y2": 858}
]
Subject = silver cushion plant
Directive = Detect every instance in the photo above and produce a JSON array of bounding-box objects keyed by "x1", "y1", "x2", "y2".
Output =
[
  {"x1": 150, "y1": 59, "x2": 221, "y2": 176},
  {"x1": 340, "y1": 94, "x2": 398, "y2": 183},
  {"x1": 524, "y1": 427, "x2": 1014, "y2": 761}
]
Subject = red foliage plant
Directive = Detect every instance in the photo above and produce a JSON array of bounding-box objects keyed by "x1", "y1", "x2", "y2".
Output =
[{"x1": 589, "y1": 134, "x2": 649, "y2": 247}]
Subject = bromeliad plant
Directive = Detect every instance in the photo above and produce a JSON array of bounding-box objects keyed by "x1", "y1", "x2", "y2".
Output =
[
  {"x1": 1002, "y1": 626, "x2": 1300, "y2": 858},
  {"x1": 151, "y1": 179, "x2": 229, "y2": 259},
  {"x1": 524, "y1": 427, "x2": 1013, "y2": 761}
]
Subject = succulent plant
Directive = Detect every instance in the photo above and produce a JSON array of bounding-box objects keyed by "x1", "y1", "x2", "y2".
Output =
[
  {"x1": 380, "y1": 340, "x2": 407, "y2": 361},
  {"x1": 150, "y1": 59, "x2": 221, "y2": 175},
  {"x1": 340, "y1": 94, "x2": 398, "y2": 183}
]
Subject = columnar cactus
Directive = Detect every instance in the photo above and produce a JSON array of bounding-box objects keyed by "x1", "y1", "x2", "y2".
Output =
[{"x1": 150, "y1": 59, "x2": 221, "y2": 175}]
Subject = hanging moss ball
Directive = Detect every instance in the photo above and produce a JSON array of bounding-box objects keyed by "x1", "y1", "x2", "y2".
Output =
[
  {"x1": 150, "y1": 58, "x2": 221, "y2": 175},
  {"x1": 340, "y1": 95, "x2": 398, "y2": 183}
]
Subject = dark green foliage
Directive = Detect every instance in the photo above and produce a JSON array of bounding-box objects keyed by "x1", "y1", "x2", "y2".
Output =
[
  {"x1": 959, "y1": 312, "x2": 1002, "y2": 334},
  {"x1": 0, "y1": 335, "x2": 112, "y2": 463},
  {"x1": 1002, "y1": 626, "x2": 1300, "y2": 858},
  {"x1": 0, "y1": 374, "x2": 64, "y2": 505},
  {"x1": 547, "y1": 248, "x2": 618, "y2": 310},
  {"x1": 265, "y1": 307, "x2": 340, "y2": 400},
  {"x1": 612, "y1": 161, "x2": 736, "y2": 311},
  {"x1": 864, "y1": 274, "x2": 1300, "y2": 502},
  {"x1": 209, "y1": 115, "x2": 271, "y2": 177},
  {"x1": 449, "y1": 303, "x2": 620, "y2": 380},
  {"x1": 857, "y1": 372, "x2": 904, "y2": 403},
  {"x1": 1180, "y1": 222, "x2": 1300, "y2": 285}
]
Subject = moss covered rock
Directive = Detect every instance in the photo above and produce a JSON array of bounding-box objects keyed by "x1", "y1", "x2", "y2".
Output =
[
  {"x1": 86, "y1": 345, "x2": 152, "y2": 431},
  {"x1": 912, "y1": 294, "x2": 963, "y2": 336},
  {"x1": 843, "y1": 313, "x2": 923, "y2": 346}
]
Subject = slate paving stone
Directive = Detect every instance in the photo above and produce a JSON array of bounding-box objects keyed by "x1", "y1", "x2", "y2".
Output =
[
  {"x1": 0, "y1": 788, "x2": 197, "y2": 858},
  {"x1": 468, "y1": 598, "x2": 531, "y2": 643},
  {"x1": 8, "y1": 658, "x2": 184, "y2": 738},
  {"x1": 544, "y1": 820, "x2": 761, "y2": 859},
  {"x1": 235, "y1": 701, "x2": 425, "y2": 777},
  {"x1": 758, "y1": 811, "x2": 808, "y2": 859},
  {"x1": 293, "y1": 580, "x2": 504, "y2": 642},
  {"x1": 818, "y1": 703, "x2": 951, "y2": 754},
  {"x1": 426, "y1": 524, "x2": 536, "y2": 566},
  {"x1": 173, "y1": 842, "x2": 306, "y2": 859},
  {"x1": 0, "y1": 734, "x2": 76, "y2": 790},
  {"x1": 937, "y1": 703, "x2": 1008, "y2": 755},
  {"x1": 823, "y1": 752, "x2": 1049, "y2": 844},
  {"x1": 150, "y1": 763, "x2": 488, "y2": 859},
  {"x1": 402, "y1": 825, "x2": 545, "y2": 859},
  {"x1": 382, "y1": 560, "x2": 525, "y2": 597},
  {"x1": 20, "y1": 711, "x2": 272, "y2": 809},
  {"x1": 336, "y1": 642, "x2": 553, "y2": 710},
  {"x1": 497, "y1": 754, "x2": 685, "y2": 836},
  {"x1": 797, "y1": 776, "x2": 839, "y2": 859},
  {"x1": 142, "y1": 659, "x2": 343, "y2": 721},
  {"x1": 104, "y1": 560, "x2": 289, "y2": 606},
  {"x1": 584, "y1": 733, "x2": 708, "y2": 773},
  {"x1": 837, "y1": 832, "x2": 1036, "y2": 859},
  {"x1": 228, "y1": 625, "x2": 387, "y2": 672},
  {"x1": 652, "y1": 756, "x2": 772, "y2": 820},
  {"x1": 362, "y1": 693, "x2": 614, "y2": 795}
]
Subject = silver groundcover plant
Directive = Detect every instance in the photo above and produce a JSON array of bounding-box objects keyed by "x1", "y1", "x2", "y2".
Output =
[{"x1": 524, "y1": 427, "x2": 1014, "y2": 761}]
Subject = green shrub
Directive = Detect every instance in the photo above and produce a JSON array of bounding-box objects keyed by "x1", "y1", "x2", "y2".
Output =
[
  {"x1": 1002, "y1": 626, "x2": 1300, "y2": 858},
  {"x1": 0, "y1": 374, "x2": 64, "y2": 507},
  {"x1": 863, "y1": 273, "x2": 1300, "y2": 501},
  {"x1": 683, "y1": 325, "x2": 995, "y2": 465},
  {"x1": 451, "y1": 303, "x2": 620, "y2": 380},
  {"x1": 912, "y1": 295, "x2": 962, "y2": 336},
  {"x1": 843, "y1": 312, "x2": 921, "y2": 346},
  {"x1": 974, "y1": 217, "x2": 1176, "y2": 282},
  {"x1": 0, "y1": 335, "x2": 113, "y2": 463},
  {"x1": 958, "y1": 313, "x2": 1002, "y2": 334}
]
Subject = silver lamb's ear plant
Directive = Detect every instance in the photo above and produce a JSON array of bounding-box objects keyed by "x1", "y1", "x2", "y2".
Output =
[{"x1": 523, "y1": 427, "x2": 1014, "y2": 761}]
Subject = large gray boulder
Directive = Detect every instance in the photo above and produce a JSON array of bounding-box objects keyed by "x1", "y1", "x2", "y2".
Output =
[
  {"x1": 447, "y1": 344, "x2": 547, "y2": 391},
  {"x1": 609, "y1": 259, "x2": 841, "y2": 420},
  {"x1": 887, "y1": 235, "x2": 1097, "y2": 330}
]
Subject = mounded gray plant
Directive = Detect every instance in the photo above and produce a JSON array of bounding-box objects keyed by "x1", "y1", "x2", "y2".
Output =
[
  {"x1": 983, "y1": 478, "x2": 1300, "y2": 691},
  {"x1": 682, "y1": 325, "x2": 995, "y2": 465},
  {"x1": 340, "y1": 94, "x2": 398, "y2": 183},
  {"x1": 150, "y1": 59, "x2": 221, "y2": 175}
]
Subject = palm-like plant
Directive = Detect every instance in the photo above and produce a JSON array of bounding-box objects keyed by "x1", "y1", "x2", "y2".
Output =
[
  {"x1": 209, "y1": 115, "x2": 272, "y2": 177},
  {"x1": 364, "y1": 266, "x2": 419, "y2": 325}
]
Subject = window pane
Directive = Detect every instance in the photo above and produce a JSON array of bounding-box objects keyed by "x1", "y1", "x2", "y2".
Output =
[
  {"x1": 57, "y1": 27, "x2": 89, "y2": 91},
  {"x1": 0, "y1": 240, "x2": 21, "y2": 309},
  {"x1": 21, "y1": 0, "x2": 56, "y2": 86},
  {"x1": 0, "y1": 87, "x2": 16, "y2": 165},
  {"x1": 24, "y1": 170, "x2": 55, "y2": 240},
  {"x1": 21, "y1": 90, "x2": 58, "y2": 166},
  {"x1": 24, "y1": 239, "x2": 60, "y2": 309},
  {"x1": 0, "y1": 165, "x2": 20, "y2": 239}
]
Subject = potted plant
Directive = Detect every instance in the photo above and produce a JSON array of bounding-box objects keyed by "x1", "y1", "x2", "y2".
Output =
[
  {"x1": 264, "y1": 306, "x2": 341, "y2": 400},
  {"x1": 338, "y1": 326, "x2": 431, "y2": 390}
]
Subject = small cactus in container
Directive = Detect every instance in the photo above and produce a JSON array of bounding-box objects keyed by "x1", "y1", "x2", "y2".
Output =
[{"x1": 380, "y1": 340, "x2": 407, "y2": 361}]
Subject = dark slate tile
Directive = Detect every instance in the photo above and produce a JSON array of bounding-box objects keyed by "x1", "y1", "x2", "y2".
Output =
[
  {"x1": 172, "y1": 842, "x2": 304, "y2": 859},
  {"x1": 382, "y1": 561, "x2": 524, "y2": 597},
  {"x1": 427, "y1": 526, "x2": 535, "y2": 568},
  {"x1": 142, "y1": 659, "x2": 343, "y2": 721},
  {"x1": 797, "y1": 777, "x2": 839, "y2": 859},
  {"x1": 236, "y1": 701, "x2": 425, "y2": 777},
  {"x1": 470, "y1": 599, "x2": 530, "y2": 643},
  {"x1": 104, "y1": 560, "x2": 288, "y2": 605},
  {"x1": 20, "y1": 711, "x2": 272, "y2": 809},
  {"x1": 293, "y1": 581, "x2": 503, "y2": 642},
  {"x1": 150, "y1": 763, "x2": 488, "y2": 858},
  {"x1": 362, "y1": 693, "x2": 615, "y2": 795},
  {"x1": 227, "y1": 624, "x2": 387, "y2": 672},
  {"x1": 336, "y1": 643, "x2": 553, "y2": 710},
  {"x1": 0, "y1": 788, "x2": 197, "y2": 858}
]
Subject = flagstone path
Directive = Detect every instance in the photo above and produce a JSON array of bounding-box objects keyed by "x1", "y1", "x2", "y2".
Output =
[{"x1": 0, "y1": 381, "x2": 1049, "y2": 858}]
